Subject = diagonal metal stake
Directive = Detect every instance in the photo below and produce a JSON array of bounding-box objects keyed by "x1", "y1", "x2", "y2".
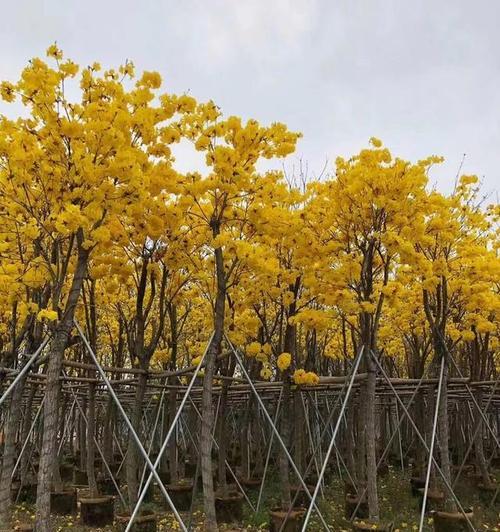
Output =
[
  {"x1": 75, "y1": 319, "x2": 189, "y2": 532},
  {"x1": 419, "y1": 354, "x2": 445, "y2": 532},
  {"x1": 12, "y1": 398, "x2": 45, "y2": 480},
  {"x1": 301, "y1": 346, "x2": 365, "y2": 531},
  {"x1": 138, "y1": 381, "x2": 168, "y2": 490},
  {"x1": 446, "y1": 350, "x2": 500, "y2": 506},
  {"x1": 225, "y1": 334, "x2": 331, "y2": 532},
  {"x1": 0, "y1": 337, "x2": 49, "y2": 407},
  {"x1": 127, "y1": 332, "x2": 215, "y2": 531},
  {"x1": 370, "y1": 352, "x2": 476, "y2": 532},
  {"x1": 186, "y1": 394, "x2": 255, "y2": 511},
  {"x1": 62, "y1": 370, "x2": 127, "y2": 507}
]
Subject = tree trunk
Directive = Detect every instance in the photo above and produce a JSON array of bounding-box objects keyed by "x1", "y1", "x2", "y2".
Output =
[
  {"x1": 52, "y1": 398, "x2": 66, "y2": 492},
  {"x1": 414, "y1": 390, "x2": 426, "y2": 476},
  {"x1": 346, "y1": 396, "x2": 357, "y2": 484},
  {"x1": 473, "y1": 389, "x2": 491, "y2": 487},
  {"x1": 168, "y1": 385, "x2": 179, "y2": 484},
  {"x1": 294, "y1": 391, "x2": 305, "y2": 476},
  {"x1": 103, "y1": 396, "x2": 115, "y2": 468},
  {"x1": 425, "y1": 387, "x2": 437, "y2": 490},
  {"x1": 217, "y1": 380, "x2": 230, "y2": 496},
  {"x1": 436, "y1": 358, "x2": 456, "y2": 512},
  {"x1": 254, "y1": 400, "x2": 264, "y2": 477},
  {"x1": 0, "y1": 372, "x2": 26, "y2": 526},
  {"x1": 200, "y1": 243, "x2": 225, "y2": 531},
  {"x1": 365, "y1": 361, "x2": 379, "y2": 520},
  {"x1": 355, "y1": 388, "x2": 367, "y2": 484},
  {"x1": 201, "y1": 338, "x2": 220, "y2": 530},
  {"x1": 35, "y1": 240, "x2": 89, "y2": 531},
  {"x1": 20, "y1": 383, "x2": 36, "y2": 486},
  {"x1": 279, "y1": 380, "x2": 292, "y2": 509},
  {"x1": 239, "y1": 397, "x2": 250, "y2": 478},
  {"x1": 86, "y1": 382, "x2": 98, "y2": 497},
  {"x1": 79, "y1": 400, "x2": 87, "y2": 471},
  {"x1": 35, "y1": 330, "x2": 73, "y2": 531},
  {"x1": 126, "y1": 372, "x2": 148, "y2": 510}
]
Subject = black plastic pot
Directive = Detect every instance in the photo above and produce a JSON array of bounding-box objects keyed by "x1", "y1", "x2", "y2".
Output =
[
  {"x1": 345, "y1": 494, "x2": 368, "y2": 519},
  {"x1": 116, "y1": 512, "x2": 157, "y2": 532},
  {"x1": 215, "y1": 491, "x2": 244, "y2": 523},
  {"x1": 166, "y1": 482, "x2": 193, "y2": 511},
  {"x1": 432, "y1": 509, "x2": 474, "y2": 532},
  {"x1": 269, "y1": 507, "x2": 306, "y2": 532},
  {"x1": 80, "y1": 496, "x2": 115, "y2": 526},
  {"x1": 50, "y1": 489, "x2": 77, "y2": 515}
]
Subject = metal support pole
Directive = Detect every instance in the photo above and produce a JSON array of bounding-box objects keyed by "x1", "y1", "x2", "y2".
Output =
[
  {"x1": 57, "y1": 398, "x2": 77, "y2": 456},
  {"x1": 256, "y1": 388, "x2": 283, "y2": 512},
  {"x1": 138, "y1": 383, "x2": 168, "y2": 489},
  {"x1": 301, "y1": 393, "x2": 322, "y2": 496},
  {"x1": 127, "y1": 332, "x2": 214, "y2": 532},
  {"x1": 369, "y1": 353, "x2": 476, "y2": 532},
  {"x1": 225, "y1": 335, "x2": 330, "y2": 532},
  {"x1": 301, "y1": 346, "x2": 364, "y2": 531},
  {"x1": 186, "y1": 395, "x2": 255, "y2": 511},
  {"x1": 395, "y1": 399, "x2": 405, "y2": 473},
  {"x1": 62, "y1": 371, "x2": 127, "y2": 507},
  {"x1": 75, "y1": 319, "x2": 188, "y2": 532},
  {"x1": 0, "y1": 337, "x2": 49, "y2": 407},
  {"x1": 11, "y1": 398, "x2": 45, "y2": 479},
  {"x1": 284, "y1": 362, "x2": 363, "y2": 525},
  {"x1": 448, "y1": 353, "x2": 500, "y2": 455}
]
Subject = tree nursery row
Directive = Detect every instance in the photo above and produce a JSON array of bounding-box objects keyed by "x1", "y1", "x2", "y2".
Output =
[{"x1": 0, "y1": 47, "x2": 498, "y2": 531}]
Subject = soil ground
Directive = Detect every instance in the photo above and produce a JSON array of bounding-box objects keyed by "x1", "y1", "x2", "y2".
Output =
[{"x1": 8, "y1": 466, "x2": 500, "y2": 531}]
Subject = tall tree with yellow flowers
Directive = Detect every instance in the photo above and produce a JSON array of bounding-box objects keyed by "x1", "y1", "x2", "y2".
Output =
[
  {"x1": 87, "y1": 178, "x2": 194, "y2": 508},
  {"x1": 0, "y1": 46, "x2": 198, "y2": 530},
  {"x1": 407, "y1": 176, "x2": 499, "y2": 509},
  {"x1": 309, "y1": 139, "x2": 436, "y2": 521},
  {"x1": 0, "y1": 173, "x2": 52, "y2": 526},
  {"x1": 180, "y1": 105, "x2": 300, "y2": 529}
]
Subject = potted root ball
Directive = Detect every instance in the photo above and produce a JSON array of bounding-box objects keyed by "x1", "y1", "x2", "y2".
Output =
[
  {"x1": 73, "y1": 468, "x2": 88, "y2": 486},
  {"x1": 50, "y1": 488, "x2": 77, "y2": 515},
  {"x1": 290, "y1": 484, "x2": 316, "y2": 507},
  {"x1": 417, "y1": 488, "x2": 445, "y2": 512},
  {"x1": 378, "y1": 461, "x2": 390, "y2": 477},
  {"x1": 165, "y1": 480, "x2": 193, "y2": 511},
  {"x1": 345, "y1": 493, "x2": 369, "y2": 520},
  {"x1": 97, "y1": 476, "x2": 118, "y2": 495},
  {"x1": 116, "y1": 509, "x2": 158, "y2": 532},
  {"x1": 409, "y1": 477, "x2": 426, "y2": 497},
  {"x1": 184, "y1": 460, "x2": 197, "y2": 479},
  {"x1": 239, "y1": 476, "x2": 262, "y2": 491},
  {"x1": 80, "y1": 495, "x2": 115, "y2": 526},
  {"x1": 59, "y1": 462, "x2": 75, "y2": 483},
  {"x1": 344, "y1": 480, "x2": 358, "y2": 498},
  {"x1": 352, "y1": 519, "x2": 394, "y2": 531},
  {"x1": 432, "y1": 508, "x2": 474, "y2": 532},
  {"x1": 215, "y1": 489, "x2": 244, "y2": 523},
  {"x1": 269, "y1": 507, "x2": 306, "y2": 532},
  {"x1": 16, "y1": 524, "x2": 34, "y2": 532},
  {"x1": 477, "y1": 483, "x2": 499, "y2": 505}
]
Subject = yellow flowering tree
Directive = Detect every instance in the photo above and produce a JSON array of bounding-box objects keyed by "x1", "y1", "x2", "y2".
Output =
[
  {"x1": 0, "y1": 46, "x2": 198, "y2": 530},
  {"x1": 308, "y1": 139, "x2": 436, "y2": 521},
  {"x1": 180, "y1": 105, "x2": 300, "y2": 529}
]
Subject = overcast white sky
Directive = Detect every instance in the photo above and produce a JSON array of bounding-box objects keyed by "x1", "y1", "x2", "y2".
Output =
[{"x1": 1, "y1": 0, "x2": 499, "y2": 195}]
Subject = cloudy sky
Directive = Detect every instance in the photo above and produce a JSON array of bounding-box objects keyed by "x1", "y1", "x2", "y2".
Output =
[{"x1": 1, "y1": 0, "x2": 498, "y2": 195}]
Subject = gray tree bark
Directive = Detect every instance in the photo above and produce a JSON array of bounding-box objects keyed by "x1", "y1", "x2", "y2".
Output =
[{"x1": 35, "y1": 241, "x2": 89, "y2": 531}]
